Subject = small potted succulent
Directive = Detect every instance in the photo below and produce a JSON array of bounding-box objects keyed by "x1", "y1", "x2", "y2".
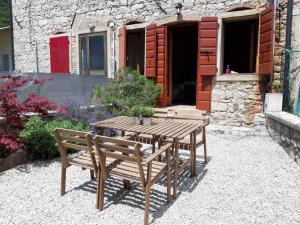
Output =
[
  {"x1": 129, "y1": 105, "x2": 142, "y2": 125},
  {"x1": 141, "y1": 107, "x2": 155, "y2": 126}
]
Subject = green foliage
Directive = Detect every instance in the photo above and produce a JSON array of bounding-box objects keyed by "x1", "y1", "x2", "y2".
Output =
[
  {"x1": 141, "y1": 107, "x2": 155, "y2": 118},
  {"x1": 20, "y1": 117, "x2": 88, "y2": 159},
  {"x1": 129, "y1": 105, "x2": 142, "y2": 117},
  {"x1": 94, "y1": 67, "x2": 161, "y2": 116},
  {"x1": 270, "y1": 81, "x2": 282, "y2": 93},
  {"x1": 0, "y1": 0, "x2": 9, "y2": 28}
]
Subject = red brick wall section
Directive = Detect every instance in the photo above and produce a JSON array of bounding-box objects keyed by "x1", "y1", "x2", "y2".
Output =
[
  {"x1": 50, "y1": 36, "x2": 70, "y2": 74},
  {"x1": 196, "y1": 17, "x2": 218, "y2": 111},
  {"x1": 118, "y1": 25, "x2": 126, "y2": 69},
  {"x1": 156, "y1": 25, "x2": 167, "y2": 107},
  {"x1": 145, "y1": 24, "x2": 157, "y2": 78},
  {"x1": 259, "y1": 6, "x2": 275, "y2": 75}
]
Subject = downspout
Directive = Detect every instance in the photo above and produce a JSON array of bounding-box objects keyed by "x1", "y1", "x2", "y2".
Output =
[
  {"x1": 9, "y1": 0, "x2": 15, "y2": 71},
  {"x1": 282, "y1": 0, "x2": 294, "y2": 111}
]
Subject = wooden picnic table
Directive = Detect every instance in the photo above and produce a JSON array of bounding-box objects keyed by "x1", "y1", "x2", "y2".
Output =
[{"x1": 91, "y1": 116, "x2": 206, "y2": 199}]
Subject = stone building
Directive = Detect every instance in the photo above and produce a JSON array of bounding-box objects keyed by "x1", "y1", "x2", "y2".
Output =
[{"x1": 11, "y1": 0, "x2": 289, "y2": 126}]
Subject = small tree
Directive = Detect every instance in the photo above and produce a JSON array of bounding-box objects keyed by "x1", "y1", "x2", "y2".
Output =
[{"x1": 0, "y1": 75, "x2": 65, "y2": 156}]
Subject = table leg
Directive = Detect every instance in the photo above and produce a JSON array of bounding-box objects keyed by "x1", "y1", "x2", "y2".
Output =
[
  {"x1": 190, "y1": 132, "x2": 194, "y2": 177},
  {"x1": 192, "y1": 131, "x2": 197, "y2": 177},
  {"x1": 121, "y1": 130, "x2": 131, "y2": 190},
  {"x1": 173, "y1": 139, "x2": 179, "y2": 199},
  {"x1": 98, "y1": 127, "x2": 104, "y2": 136},
  {"x1": 203, "y1": 126, "x2": 207, "y2": 163}
]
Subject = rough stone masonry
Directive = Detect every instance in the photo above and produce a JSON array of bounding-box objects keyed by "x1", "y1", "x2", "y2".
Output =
[{"x1": 11, "y1": 0, "x2": 289, "y2": 127}]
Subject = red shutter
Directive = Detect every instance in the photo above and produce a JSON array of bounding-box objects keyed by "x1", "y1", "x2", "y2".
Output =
[
  {"x1": 145, "y1": 24, "x2": 157, "y2": 78},
  {"x1": 118, "y1": 25, "x2": 127, "y2": 69},
  {"x1": 196, "y1": 17, "x2": 218, "y2": 111},
  {"x1": 156, "y1": 25, "x2": 167, "y2": 107},
  {"x1": 50, "y1": 36, "x2": 69, "y2": 74},
  {"x1": 259, "y1": 6, "x2": 275, "y2": 75}
]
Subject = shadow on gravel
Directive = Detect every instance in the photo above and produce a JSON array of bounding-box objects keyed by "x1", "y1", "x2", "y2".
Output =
[{"x1": 69, "y1": 155, "x2": 208, "y2": 224}]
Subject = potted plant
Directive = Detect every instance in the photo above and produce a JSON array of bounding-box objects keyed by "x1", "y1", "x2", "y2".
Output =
[
  {"x1": 268, "y1": 80, "x2": 282, "y2": 93},
  {"x1": 129, "y1": 106, "x2": 142, "y2": 125},
  {"x1": 265, "y1": 81, "x2": 283, "y2": 113},
  {"x1": 141, "y1": 107, "x2": 155, "y2": 126}
]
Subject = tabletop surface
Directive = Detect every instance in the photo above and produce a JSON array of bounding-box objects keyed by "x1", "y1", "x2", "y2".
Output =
[{"x1": 91, "y1": 116, "x2": 205, "y2": 139}]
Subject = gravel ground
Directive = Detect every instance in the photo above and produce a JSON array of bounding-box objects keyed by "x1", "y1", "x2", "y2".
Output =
[{"x1": 1, "y1": 133, "x2": 300, "y2": 225}]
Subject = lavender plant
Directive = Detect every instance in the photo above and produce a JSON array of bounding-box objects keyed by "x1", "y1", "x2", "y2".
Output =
[{"x1": 59, "y1": 101, "x2": 116, "y2": 136}]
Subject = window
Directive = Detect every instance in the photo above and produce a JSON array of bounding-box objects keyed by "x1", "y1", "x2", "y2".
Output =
[
  {"x1": 79, "y1": 32, "x2": 107, "y2": 76},
  {"x1": 222, "y1": 18, "x2": 259, "y2": 74}
]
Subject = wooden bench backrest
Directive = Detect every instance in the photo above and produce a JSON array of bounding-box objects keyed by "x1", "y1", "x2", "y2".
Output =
[
  {"x1": 54, "y1": 128, "x2": 97, "y2": 171},
  {"x1": 153, "y1": 108, "x2": 210, "y2": 125},
  {"x1": 94, "y1": 136, "x2": 146, "y2": 187}
]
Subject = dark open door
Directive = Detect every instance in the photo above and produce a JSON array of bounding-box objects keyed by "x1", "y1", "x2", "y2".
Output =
[
  {"x1": 259, "y1": 6, "x2": 275, "y2": 75},
  {"x1": 196, "y1": 17, "x2": 218, "y2": 111},
  {"x1": 145, "y1": 24, "x2": 157, "y2": 78},
  {"x1": 156, "y1": 25, "x2": 168, "y2": 107},
  {"x1": 118, "y1": 25, "x2": 126, "y2": 69}
]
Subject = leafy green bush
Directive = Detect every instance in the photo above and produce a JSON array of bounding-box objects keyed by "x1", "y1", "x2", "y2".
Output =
[
  {"x1": 94, "y1": 67, "x2": 161, "y2": 116},
  {"x1": 20, "y1": 117, "x2": 88, "y2": 159}
]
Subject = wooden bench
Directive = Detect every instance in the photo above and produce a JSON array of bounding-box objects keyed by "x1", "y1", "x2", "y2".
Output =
[{"x1": 94, "y1": 135, "x2": 172, "y2": 225}]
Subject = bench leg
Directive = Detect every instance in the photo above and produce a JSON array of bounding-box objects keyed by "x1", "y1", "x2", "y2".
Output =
[{"x1": 60, "y1": 166, "x2": 66, "y2": 196}]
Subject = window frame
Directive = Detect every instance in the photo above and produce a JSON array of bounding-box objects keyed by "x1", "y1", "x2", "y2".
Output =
[{"x1": 79, "y1": 31, "x2": 107, "y2": 76}]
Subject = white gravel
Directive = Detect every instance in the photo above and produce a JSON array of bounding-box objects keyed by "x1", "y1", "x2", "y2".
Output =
[{"x1": 1, "y1": 133, "x2": 300, "y2": 225}]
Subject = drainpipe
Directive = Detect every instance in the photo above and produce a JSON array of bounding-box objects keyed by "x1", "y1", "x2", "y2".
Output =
[
  {"x1": 282, "y1": 0, "x2": 294, "y2": 112},
  {"x1": 9, "y1": 0, "x2": 15, "y2": 72}
]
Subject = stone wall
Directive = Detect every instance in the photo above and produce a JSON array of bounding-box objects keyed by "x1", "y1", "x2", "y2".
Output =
[
  {"x1": 11, "y1": 0, "x2": 270, "y2": 74},
  {"x1": 211, "y1": 77, "x2": 264, "y2": 127},
  {"x1": 266, "y1": 112, "x2": 300, "y2": 164},
  {"x1": 291, "y1": 1, "x2": 300, "y2": 113}
]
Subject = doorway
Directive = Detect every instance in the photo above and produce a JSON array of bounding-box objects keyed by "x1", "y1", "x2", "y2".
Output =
[
  {"x1": 126, "y1": 29, "x2": 145, "y2": 74},
  {"x1": 169, "y1": 24, "x2": 198, "y2": 105},
  {"x1": 223, "y1": 19, "x2": 259, "y2": 74}
]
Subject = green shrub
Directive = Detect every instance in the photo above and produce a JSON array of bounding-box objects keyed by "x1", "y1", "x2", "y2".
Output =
[
  {"x1": 20, "y1": 116, "x2": 88, "y2": 159},
  {"x1": 94, "y1": 67, "x2": 161, "y2": 116}
]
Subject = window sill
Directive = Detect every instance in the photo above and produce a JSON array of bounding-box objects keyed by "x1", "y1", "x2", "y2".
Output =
[{"x1": 215, "y1": 74, "x2": 260, "y2": 82}]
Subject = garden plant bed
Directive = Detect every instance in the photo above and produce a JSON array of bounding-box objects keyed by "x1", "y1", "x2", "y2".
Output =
[
  {"x1": 0, "y1": 150, "x2": 28, "y2": 173},
  {"x1": 1, "y1": 131, "x2": 299, "y2": 225}
]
